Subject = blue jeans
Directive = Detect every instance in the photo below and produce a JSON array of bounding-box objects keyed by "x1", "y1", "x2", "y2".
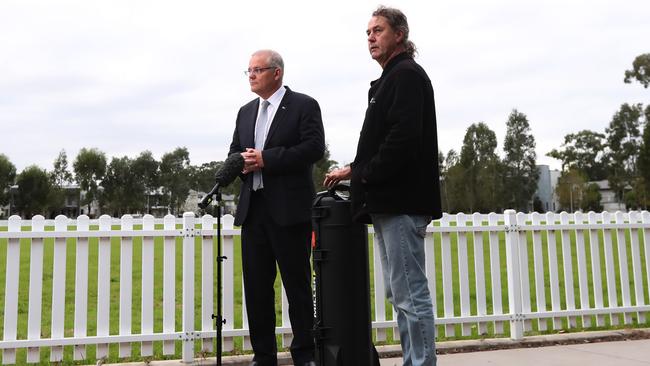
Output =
[{"x1": 371, "y1": 214, "x2": 436, "y2": 366}]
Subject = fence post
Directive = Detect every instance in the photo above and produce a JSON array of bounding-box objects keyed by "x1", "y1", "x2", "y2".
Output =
[
  {"x1": 2, "y1": 216, "x2": 21, "y2": 364},
  {"x1": 182, "y1": 212, "x2": 196, "y2": 363},
  {"x1": 504, "y1": 210, "x2": 524, "y2": 340}
]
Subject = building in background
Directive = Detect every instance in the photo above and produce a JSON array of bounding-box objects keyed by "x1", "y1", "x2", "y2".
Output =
[
  {"x1": 535, "y1": 165, "x2": 560, "y2": 212},
  {"x1": 589, "y1": 180, "x2": 626, "y2": 212}
]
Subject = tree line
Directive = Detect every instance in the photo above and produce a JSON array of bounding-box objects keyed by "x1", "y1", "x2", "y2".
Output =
[
  {"x1": 0, "y1": 146, "x2": 337, "y2": 218},
  {"x1": 438, "y1": 53, "x2": 649, "y2": 214},
  {"x1": 2, "y1": 54, "x2": 647, "y2": 218},
  {"x1": 546, "y1": 53, "x2": 650, "y2": 211}
]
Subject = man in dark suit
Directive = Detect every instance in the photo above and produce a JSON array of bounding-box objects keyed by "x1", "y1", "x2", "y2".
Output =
[{"x1": 229, "y1": 49, "x2": 324, "y2": 366}]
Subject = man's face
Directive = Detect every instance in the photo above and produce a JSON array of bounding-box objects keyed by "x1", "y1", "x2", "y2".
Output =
[
  {"x1": 367, "y1": 16, "x2": 403, "y2": 67},
  {"x1": 248, "y1": 53, "x2": 280, "y2": 98}
]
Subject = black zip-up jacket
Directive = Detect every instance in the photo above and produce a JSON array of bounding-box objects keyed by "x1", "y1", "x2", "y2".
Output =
[{"x1": 350, "y1": 52, "x2": 442, "y2": 223}]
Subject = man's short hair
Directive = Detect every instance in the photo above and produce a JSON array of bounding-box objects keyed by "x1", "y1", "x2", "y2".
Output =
[{"x1": 254, "y1": 49, "x2": 284, "y2": 71}]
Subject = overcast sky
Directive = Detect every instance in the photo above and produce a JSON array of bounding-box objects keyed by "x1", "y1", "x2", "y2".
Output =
[{"x1": 1, "y1": 0, "x2": 648, "y2": 174}]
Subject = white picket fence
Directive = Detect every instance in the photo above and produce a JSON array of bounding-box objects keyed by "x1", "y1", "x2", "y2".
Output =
[{"x1": 1, "y1": 210, "x2": 650, "y2": 364}]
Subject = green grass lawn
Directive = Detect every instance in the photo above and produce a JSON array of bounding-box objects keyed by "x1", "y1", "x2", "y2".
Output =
[{"x1": 0, "y1": 221, "x2": 649, "y2": 365}]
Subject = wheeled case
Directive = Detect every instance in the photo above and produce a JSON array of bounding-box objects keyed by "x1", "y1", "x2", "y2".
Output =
[{"x1": 311, "y1": 185, "x2": 380, "y2": 366}]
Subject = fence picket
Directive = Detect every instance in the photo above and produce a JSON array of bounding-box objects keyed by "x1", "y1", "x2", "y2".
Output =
[
  {"x1": 530, "y1": 212, "x2": 547, "y2": 331},
  {"x1": 373, "y1": 231, "x2": 387, "y2": 341},
  {"x1": 281, "y1": 286, "x2": 292, "y2": 347},
  {"x1": 614, "y1": 212, "x2": 632, "y2": 324},
  {"x1": 119, "y1": 215, "x2": 134, "y2": 358},
  {"x1": 504, "y1": 210, "x2": 524, "y2": 340},
  {"x1": 141, "y1": 215, "x2": 155, "y2": 356},
  {"x1": 545, "y1": 212, "x2": 562, "y2": 329},
  {"x1": 472, "y1": 213, "x2": 487, "y2": 335},
  {"x1": 440, "y1": 214, "x2": 455, "y2": 337},
  {"x1": 559, "y1": 212, "x2": 577, "y2": 328},
  {"x1": 222, "y1": 215, "x2": 235, "y2": 351},
  {"x1": 181, "y1": 213, "x2": 196, "y2": 363},
  {"x1": 574, "y1": 212, "x2": 591, "y2": 327},
  {"x1": 602, "y1": 212, "x2": 619, "y2": 325},
  {"x1": 588, "y1": 212, "x2": 605, "y2": 326},
  {"x1": 50, "y1": 215, "x2": 68, "y2": 362},
  {"x1": 516, "y1": 213, "x2": 532, "y2": 331},
  {"x1": 97, "y1": 215, "x2": 112, "y2": 358},
  {"x1": 27, "y1": 216, "x2": 44, "y2": 363},
  {"x1": 74, "y1": 215, "x2": 90, "y2": 360},
  {"x1": 488, "y1": 213, "x2": 504, "y2": 334},
  {"x1": 201, "y1": 215, "x2": 215, "y2": 353},
  {"x1": 628, "y1": 211, "x2": 645, "y2": 323},
  {"x1": 643, "y1": 212, "x2": 650, "y2": 319},
  {"x1": 456, "y1": 213, "x2": 471, "y2": 336},
  {"x1": 2, "y1": 216, "x2": 21, "y2": 365},
  {"x1": 163, "y1": 214, "x2": 176, "y2": 354}
]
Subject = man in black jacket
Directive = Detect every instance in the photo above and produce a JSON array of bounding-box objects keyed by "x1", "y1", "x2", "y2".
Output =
[
  {"x1": 230, "y1": 49, "x2": 324, "y2": 366},
  {"x1": 325, "y1": 6, "x2": 441, "y2": 366}
]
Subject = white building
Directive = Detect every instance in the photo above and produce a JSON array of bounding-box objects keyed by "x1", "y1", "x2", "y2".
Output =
[
  {"x1": 535, "y1": 165, "x2": 561, "y2": 212},
  {"x1": 589, "y1": 180, "x2": 626, "y2": 212}
]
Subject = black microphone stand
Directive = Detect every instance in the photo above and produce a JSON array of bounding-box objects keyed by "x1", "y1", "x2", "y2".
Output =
[{"x1": 199, "y1": 188, "x2": 226, "y2": 366}]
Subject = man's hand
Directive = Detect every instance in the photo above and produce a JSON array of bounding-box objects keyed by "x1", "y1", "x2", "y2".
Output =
[
  {"x1": 242, "y1": 148, "x2": 264, "y2": 174},
  {"x1": 324, "y1": 166, "x2": 352, "y2": 188}
]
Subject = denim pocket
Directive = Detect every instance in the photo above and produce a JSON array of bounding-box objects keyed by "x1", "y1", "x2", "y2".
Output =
[{"x1": 411, "y1": 215, "x2": 429, "y2": 239}]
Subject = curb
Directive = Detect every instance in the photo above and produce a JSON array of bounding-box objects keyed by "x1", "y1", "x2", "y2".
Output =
[
  {"x1": 222, "y1": 328, "x2": 650, "y2": 365},
  {"x1": 97, "y1": 328, "x2": 650, "y2": 365}
]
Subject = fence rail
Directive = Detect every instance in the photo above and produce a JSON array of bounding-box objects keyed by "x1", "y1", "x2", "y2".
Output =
[{"x1": 1, "y1": 210, "x2": 650, "y2": 364}]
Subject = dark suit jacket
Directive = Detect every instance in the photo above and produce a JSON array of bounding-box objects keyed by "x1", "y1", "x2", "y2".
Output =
[{"x1": 229, "y1": 86, "x2": 325, "y2": 227}]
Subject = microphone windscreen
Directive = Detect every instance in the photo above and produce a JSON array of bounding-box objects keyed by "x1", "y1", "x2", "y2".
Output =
[{"x1": 215, "y1": 153, "x2": 245, "y2": 187}]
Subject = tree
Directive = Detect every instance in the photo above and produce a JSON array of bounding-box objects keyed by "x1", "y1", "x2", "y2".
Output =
[
  {"x1": 438, "y1": 150, "x2": 453, "y2": 212},
  {"x1": 159, "y1": 147, "x2": 191, "y2": 215},
  {"x1": 132, "y1": 151, "x2": 160, "y2": 214},
  {"x1": 0, "y1": 154, "x2": 17, "y2": 210},
  {"x1": 624, "y1": 53, "x2": 650, "y2": 88},
  {"x1": 546, "y1": 130, "x2": 608, "y2": 181},
  {"x1": 190, "y1": 161, "x2": 220, "y2": 193},
  {"x1": 555, "y1": 168, "x2": 587, "y2": 212},
  {"x1": 15, "y1": 166, "x2": 52, "y2": 217},
  {"x1": 312, "y1": 145, "x2": 338, "y2": 193},
  {"x1": 476, "y1": 157, "x2": 505, "y2": 213},
  {"x1": 605, "y1": 103, "x2": 644, "y2": 202},
  {"x1": 73, "y1": 148, "x2": 107, "y2": 215},
  {"x1": 48, "y1": 150, "x2": 74, "y2": 216},
  {"x1": 443, "y1": 162, "x2": 466, "y2": 213},
  {"x1": 102, "y1": 156, "x2": 143, "y2": 216},
  {"x1": 582, "y1": 183, "x2": 603, "y2": 212},
  {"x1": 636, "y1": 106, "x2": 650, "y2": 206},
  {"x1": 51, "y1": 150, "x2": 73, "y2": 187},
  {"x1": 503, "y1": 109, "x2": 539, "y2": 212},
  {"x1": 456, "y1": 122, "x2": 501, "y2": 213}
]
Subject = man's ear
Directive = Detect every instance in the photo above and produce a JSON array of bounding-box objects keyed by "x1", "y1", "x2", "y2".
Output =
[{"x1": 395, "y1": 29, "x2": 405, "y2": 44}]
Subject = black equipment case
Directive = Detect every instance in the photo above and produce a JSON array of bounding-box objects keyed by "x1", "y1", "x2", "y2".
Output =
[{"x1": 311, "y1": 185, "x2": 379, "y2": 366}]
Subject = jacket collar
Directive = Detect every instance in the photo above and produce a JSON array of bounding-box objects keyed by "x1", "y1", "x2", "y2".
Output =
[{"x1": 371, "y1": 52, "x2": 411, "y2": 86}]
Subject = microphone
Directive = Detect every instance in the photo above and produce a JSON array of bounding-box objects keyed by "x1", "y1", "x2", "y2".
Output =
[{"x1": 198, "y1": 153, "x2": 245, "y2": 209}]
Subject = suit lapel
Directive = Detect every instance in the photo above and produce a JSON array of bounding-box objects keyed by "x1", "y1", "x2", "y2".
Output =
[{"x1": 265, "y1": 88, "x2": 292, "y2": 147}]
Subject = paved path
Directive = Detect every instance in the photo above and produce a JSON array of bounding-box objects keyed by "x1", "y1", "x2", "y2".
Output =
[
  {"x1": 378, "y1": 339, "x2": 650, "y2": 366},
  {"x1": 99, "y1": 329, "x2": 650, "y2": 366}
]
